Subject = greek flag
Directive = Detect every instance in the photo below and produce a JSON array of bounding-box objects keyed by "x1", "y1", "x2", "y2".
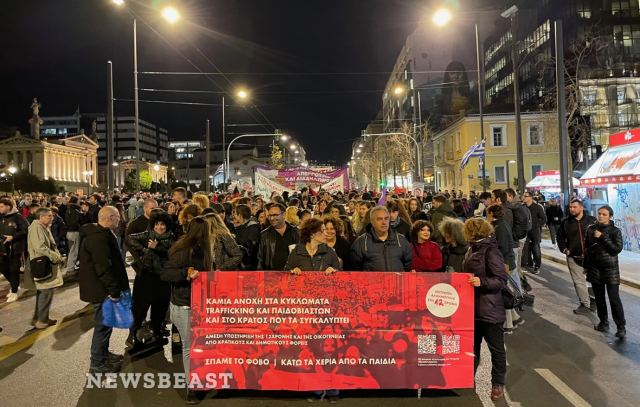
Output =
[{"x1": 460, "y1": 139, "x2": 485, "y2": 170}]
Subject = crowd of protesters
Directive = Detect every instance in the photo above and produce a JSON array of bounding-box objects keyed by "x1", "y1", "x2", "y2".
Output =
[{"x1": 0, "y1": 184, "x2": 626, "y2": 403}]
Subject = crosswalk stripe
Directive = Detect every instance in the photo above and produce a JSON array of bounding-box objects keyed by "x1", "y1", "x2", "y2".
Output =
[{"x1": 534, "y1": 368, "x2": 592, "y2": 407}]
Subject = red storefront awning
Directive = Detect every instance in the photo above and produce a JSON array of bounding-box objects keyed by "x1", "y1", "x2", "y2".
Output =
[{"x1": 581, "y1": 128, "x2": 640, "y2": 186}]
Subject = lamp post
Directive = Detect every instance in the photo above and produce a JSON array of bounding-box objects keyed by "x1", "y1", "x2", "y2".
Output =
[
  {"x1": 433, "y1": 8, "x2": 486, "y2": 192},
  {"x1": 505, "y1": 160, "x2": 516, "y2": 189},
  {"x1": 111, "y1": 0, "x2": 180, "y2": 192},
  {"x1": 501, "y1": 5, "x2": 525, "y2": 194},
  {"x1": 8, "y1": 166, "x2": 16, "y2": 193},
  {"x1": 226, "y1": 133, "x2": 288, "y2": 181},
  {"x1": 222, "y1": 89, "x2": 250, "y2": 183}
]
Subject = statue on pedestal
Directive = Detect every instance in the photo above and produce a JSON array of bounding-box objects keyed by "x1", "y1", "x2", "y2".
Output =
[{"x1": 29, "y1": 98, "x2": 43, "y2": 140}]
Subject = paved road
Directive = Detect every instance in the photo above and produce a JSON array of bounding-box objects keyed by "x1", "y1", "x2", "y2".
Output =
[{"x1": 0, "y1": 260, "x2": 639, "y2": 407}]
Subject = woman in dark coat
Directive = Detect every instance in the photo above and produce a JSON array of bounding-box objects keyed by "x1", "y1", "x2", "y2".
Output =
[
  {"x1": 463, "y1": 218, "x2": 508, "y2": 402},
  {"x1": 438, "y1": 217, "x2": 468, "y2": 272},
  {"x1": 584, "y1": 205, "x2": 626, "y2": 338},
  {"x1": 286, "y1": 217, "x2": 340, "y2": 402},
  {"x1": 125, "y1": 209, "x2": 175, "y2": 349},
  {"x1": 159, "y1": 216, "x2": 210, "y2": 403},
  {"x1": 286, "y1": 218, "x2": 341, "y2": 274}
]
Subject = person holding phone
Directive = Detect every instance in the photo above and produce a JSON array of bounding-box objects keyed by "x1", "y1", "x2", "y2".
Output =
[{"x1": 584, "y1": 205, "x2": 626, "y2": 339}]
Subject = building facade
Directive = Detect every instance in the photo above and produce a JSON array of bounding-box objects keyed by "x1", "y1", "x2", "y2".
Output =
[
  {"x1": 0, "y1": 133, "x2": 98, "y2": 192},
  {"x1": 432, "y1": 112, "x2": 560, "y2": 192},
  {"x1": 96, "y1": 116, "x2": 169, "y2": 165},
  {"x1": 482, "y1": 0, "x2": 640, "y2": 169}
]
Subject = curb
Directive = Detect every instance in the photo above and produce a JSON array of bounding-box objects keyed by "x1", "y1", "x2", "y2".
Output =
[{"x1": 541, "y1": 253, "x2": 640, "y2": 290}]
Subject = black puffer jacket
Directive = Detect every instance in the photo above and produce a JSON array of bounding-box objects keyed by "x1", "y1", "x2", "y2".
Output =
[
  {"x1": 584, "y1": 223, "x2": 623, "y2": 285},
  {"x1": 463, "y1": 236, "x2": 507, "y2": 324},
  {"x1": 285, "y1": 242, "x2": 341, "y2": 271},
  {"x1": 160, "y1": 244, "x2": 207, "y2": 307},
  {"x1": 233, "y1": 220, "x2": 261, "y2": 270},
  {"x1": 125, "y1": 230, "x2": 175, "y2": 275},
  {"x1": 349, "y1": 224, "x2": 412, "y2": 272}
]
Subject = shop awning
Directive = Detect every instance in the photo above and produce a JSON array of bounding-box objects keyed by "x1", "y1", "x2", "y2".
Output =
[
  {"x1": 527, "y1": 170, "x2": 580, "y2": 190},
  {"x1": 581, "y1": 128, "x2": 640, "y2": 186}
]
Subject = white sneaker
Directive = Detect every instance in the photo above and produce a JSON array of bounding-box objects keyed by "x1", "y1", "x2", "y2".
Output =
[{"x1": 6, "y1": 292, "x2": 19, "y2": 303}]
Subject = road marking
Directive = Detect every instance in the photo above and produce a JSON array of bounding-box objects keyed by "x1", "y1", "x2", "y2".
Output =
[
  {"x1": 534, "y1": 368, "x2": 592, "y2": 407},
  {"x1": 0, "y1": 305, "x2": 94, "y2": 362}
]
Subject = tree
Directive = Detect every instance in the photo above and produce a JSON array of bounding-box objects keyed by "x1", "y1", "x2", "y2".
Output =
[
  {"x1": 534, "y1": 25, "x2": 610, "y2": 169},
  {"x1": 125, "y1": 169, "x2": 153, "y2": 192},
  {"x1": 271, "y1": 143, "x2": 283, "y2": 169}
]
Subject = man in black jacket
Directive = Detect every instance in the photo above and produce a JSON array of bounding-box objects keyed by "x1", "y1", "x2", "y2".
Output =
[
  {"x1": 0, "y1": 197, "x2": 29, "y2": 302},
  {"x1": 232, "y1": 204, "x2": 261, "y2": 270},
  {"x1": 522, "y1": 192, "x2": 547, "y2": 274},
  {"x1": 257, "y1": 203, "x2": 299, "y2": 270},
  {"x1": 545, "y1": 198, "x2": 564, "y2": 245},
  {"x1": 64, "y1": 196, "x2": 83, "y2": 275},
  {"x1": 79, "y1": 206, "x2": 129, "y2": 374},
  {"x1": 125, "y1": 198, "x2": 158, "y2": 236},
  {"x1": 86, "y1": 193, "x2": 101, "y2": 224},
  {"x1": 557, "y1": 199, "x2": 597, "y2": 315},
  {"x1": 349, "y1": 206, "x2": 412, "y2": 272}
]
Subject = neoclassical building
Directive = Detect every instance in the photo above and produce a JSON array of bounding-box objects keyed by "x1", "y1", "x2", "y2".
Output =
[{"x1": 0, "y1": 132, "x2": 98, "y2": 193}]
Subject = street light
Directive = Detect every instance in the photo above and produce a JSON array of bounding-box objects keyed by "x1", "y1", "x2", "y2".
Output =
[
  {"x1": 112, "y1": 2, "x2": 181, "y2": 191},
  {"x1": 161, "y1": 6, "x2": 180, "y2": 24},
  {"x1": 226, "y1": 133, "x2": 286, "y2": 182},
  {"x1": 221, "y1": 89, "x2": 251, "y2": 182},
  {"x1": 393, "y1": 85, "x2": 405, "y2": 96},
  {"x1": 432, "y1": 8, "x2": 452, "y2": 27},
  {"x1": 500, "y1": 5, "x2": 525, "y2": 194},
  {"x1": 236, "y1": 89, "x2": 249, "y2": 100},
  {"x1": 433, "y1": 8, "x2": 487, "y2": 192}
]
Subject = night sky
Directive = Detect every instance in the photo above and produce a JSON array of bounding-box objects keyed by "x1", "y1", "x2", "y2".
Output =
[{"x1": 1, "y1": 0, "x2": 431, "y2": 163}]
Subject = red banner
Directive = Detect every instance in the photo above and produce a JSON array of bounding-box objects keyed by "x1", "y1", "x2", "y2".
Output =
[{"x1": 190, "y1": 271, "x2": 474, "y2": 390}]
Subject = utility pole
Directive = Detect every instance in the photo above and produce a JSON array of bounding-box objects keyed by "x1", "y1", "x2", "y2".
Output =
[
  {"x1": 503, "y1": 6, "x2": 525, "y2": 194},
  {"x1": 133, "y1": 19, "x2": 141, "y2": 191},
  {"x1": 205, "y1": 119, "x2": 211, "y2": 193},
  {"x1": 107, "y1": 61, "x2": 114, "y2": 192},
  {"x1": 475, "y1": 23, "x2": 487, "y2": 193},
  {"x1": 555, "y1": 20, "x2": 570, "y2": 208},
  {"x1": 222, "y1": 95, "x2": 226, "y2": 183}
]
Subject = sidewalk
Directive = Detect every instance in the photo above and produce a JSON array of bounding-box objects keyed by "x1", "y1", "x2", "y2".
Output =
[{"x1": 540, "y1": 239, "x2": 640, "y2": 289}]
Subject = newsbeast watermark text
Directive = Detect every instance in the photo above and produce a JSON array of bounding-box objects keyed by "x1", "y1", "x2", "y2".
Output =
[{"x1": 85, "y1": 372, "x2": 233, "y2": 389}]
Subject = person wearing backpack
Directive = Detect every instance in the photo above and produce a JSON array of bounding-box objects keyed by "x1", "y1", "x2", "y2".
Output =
[{"x1": 522, "y1": 192, "x2": 546, "y2": 274}]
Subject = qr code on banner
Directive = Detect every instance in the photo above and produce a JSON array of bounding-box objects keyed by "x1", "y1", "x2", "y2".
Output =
[
  {"x1": 441, "y1": 334, "x2": 461, "y2": 355},
  {"x1": 417, "y1": 334, "x2": 437, "y2": 354}
]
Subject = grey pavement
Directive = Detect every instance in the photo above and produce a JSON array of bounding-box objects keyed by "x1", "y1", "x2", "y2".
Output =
[{"x1": 1, "y1": 259, "x2": 639, "y2": 406}]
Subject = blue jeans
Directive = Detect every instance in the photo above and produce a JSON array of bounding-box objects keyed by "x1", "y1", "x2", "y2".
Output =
[
  {"x1": 170, "y1": 303, "x2": 191, "y2": 379},
  {"x1": 90, "y1": 302, "x2": 113, "y2": 368}
]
